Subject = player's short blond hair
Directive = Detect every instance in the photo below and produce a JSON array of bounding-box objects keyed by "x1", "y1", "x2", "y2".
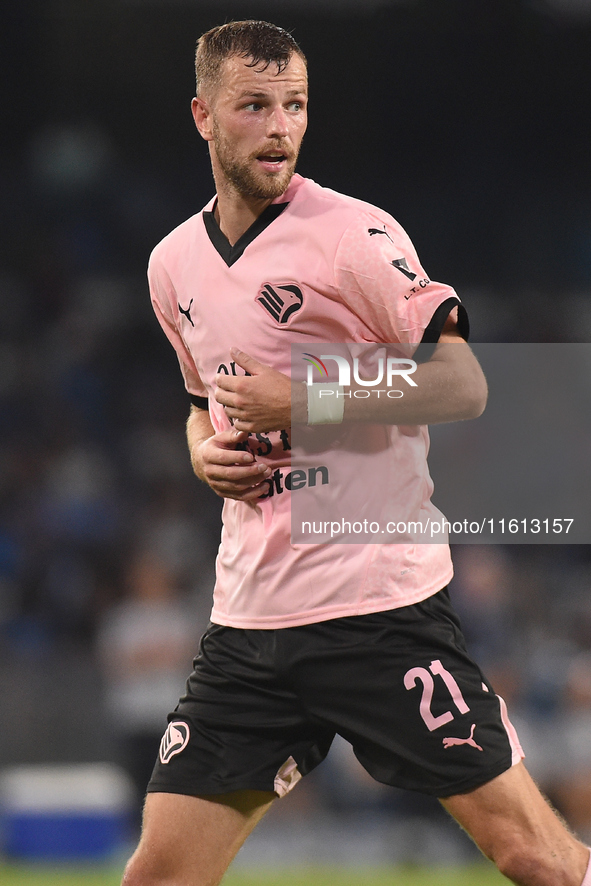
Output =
[{"x1": 195, "y1": 20, "x2": 306, "y2": 99}]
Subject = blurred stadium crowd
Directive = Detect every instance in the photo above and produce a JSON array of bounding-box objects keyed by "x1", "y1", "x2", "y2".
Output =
[{"x1": 2, "y1": 0, "x2": 591, "y2": 864}]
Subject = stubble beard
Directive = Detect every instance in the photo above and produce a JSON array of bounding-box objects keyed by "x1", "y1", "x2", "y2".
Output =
[{"x1": 212, "y1": 121, "x2": 299, "y2": 201}]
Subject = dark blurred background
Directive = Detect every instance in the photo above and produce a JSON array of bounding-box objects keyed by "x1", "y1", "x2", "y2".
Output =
[{"x1": 2, "y1": 0, "x2": 591, "y2": 865}]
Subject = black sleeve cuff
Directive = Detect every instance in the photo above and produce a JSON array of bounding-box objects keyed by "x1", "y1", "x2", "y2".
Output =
[
  {"x1": 190, "y1": 395, "x2": 209, "y2": 410},
  {"x1": 414, "y1": 297, "x2": 470, "y2": 362},
  {"x1": 420, "y1": 297, "x2": 469, "y2": 344}
]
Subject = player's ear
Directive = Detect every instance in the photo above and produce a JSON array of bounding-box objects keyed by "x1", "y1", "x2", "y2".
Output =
[{"x1": 191, "y1": 97, "x2": 213, "y2": 142}]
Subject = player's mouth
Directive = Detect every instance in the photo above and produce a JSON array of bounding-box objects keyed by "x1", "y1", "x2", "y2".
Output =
[{"x1": 256, "y1": 152, "x2": 289, "y2": 173}]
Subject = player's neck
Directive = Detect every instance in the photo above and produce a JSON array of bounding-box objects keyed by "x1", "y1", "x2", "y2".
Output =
[{"x1": 213, "y1": 188, "x2": 273, "y2": 246}]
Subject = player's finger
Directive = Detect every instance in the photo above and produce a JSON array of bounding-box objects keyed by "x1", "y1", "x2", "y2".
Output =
[
  {"x1": 232, "y1": 419, "x2": 260, "y2": 433},
  {"x1": 203, "y1": 445, "x2": 253, "y2": 465},
  {"x1": 230, "y1": 347, "x2": 268, "y2": 375},
  {"x1": 235, "y1": 480, "x2": 271, "y2": 500},
  {"x1": 222, "y1": 406, "x2": 248, "y2": 423},
  {"x1": 209, "y1": 428, "x2": 250, "y2": 449},
  {"x1": 213, "y1": 385, "x2": 235, "y2": 406},
  {"x1": 206, "y1": 463, "x2": 271, "y2": 484},
  {"x1": 231, "y1": 429, "x2": 250, "y2": 444},
  {"x1": 213, "y1": 478, "x2": 270, "y2": 501},
  {"x1": 214, "y1": 373, "x2": 241, "y2": 393}
]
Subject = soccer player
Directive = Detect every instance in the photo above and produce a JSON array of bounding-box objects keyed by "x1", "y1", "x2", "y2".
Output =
[{"x1": 122, "y1": 20, "x2": 591, "y2": 886}]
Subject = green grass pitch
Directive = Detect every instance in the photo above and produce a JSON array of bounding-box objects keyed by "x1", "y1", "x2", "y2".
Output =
[{"x1": 0, "y1": 863, "x2": 510, "y2": 885}]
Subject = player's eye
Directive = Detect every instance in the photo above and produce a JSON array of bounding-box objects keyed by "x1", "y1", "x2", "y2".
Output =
[
  {"x1": 287, "y1": 101, "x2": 304, "y2": 112},
  {"x1": 243, "y1": 102, "x2": 263, "y2": 112}
]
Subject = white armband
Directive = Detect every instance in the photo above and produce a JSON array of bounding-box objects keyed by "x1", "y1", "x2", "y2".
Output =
[{"x1": 306, "y1": 383, "x2": 345, "y2": 425}]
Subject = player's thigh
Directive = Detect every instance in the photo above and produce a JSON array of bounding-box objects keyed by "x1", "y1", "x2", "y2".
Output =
[
  {"x1": 440, "y1": 762, "x2": 588, "y2": 879},
  {"x1": 123, "y1": 789, "x2": 276, "y2": 886}
]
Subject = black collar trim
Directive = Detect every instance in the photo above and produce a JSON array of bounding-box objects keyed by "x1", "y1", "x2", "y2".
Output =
[{"x1": 203, "y1": 201, "x2": 289, "y2": 267}]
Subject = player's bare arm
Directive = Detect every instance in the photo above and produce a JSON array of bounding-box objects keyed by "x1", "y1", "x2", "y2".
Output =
[
  {"x1": 340, "y1": 321, "x2": 487, "y2": 426},
  {"x1": 215, "y1": 318, "x2": 487, "y2": 433},
  {"x1": 186, "y1": 405, "x2": 272, "y2": 500}
]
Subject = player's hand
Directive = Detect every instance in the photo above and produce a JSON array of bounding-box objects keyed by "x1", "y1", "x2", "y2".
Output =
[
  {"x1": 213, "y1": 348, "x2": 293, "y2": 433},
  {"x1": 194, "y1": 428, "x2": 272, "y2": 501}
]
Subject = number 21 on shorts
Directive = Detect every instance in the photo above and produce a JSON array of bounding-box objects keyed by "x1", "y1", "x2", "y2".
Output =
[{"x1": 404, "y1": 659, "x2": 470, "y2": 731}]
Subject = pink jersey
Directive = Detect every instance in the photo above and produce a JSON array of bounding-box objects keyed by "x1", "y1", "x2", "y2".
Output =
[{"x1": 148, "y1": 175, "x2": 464, "y2": 629}]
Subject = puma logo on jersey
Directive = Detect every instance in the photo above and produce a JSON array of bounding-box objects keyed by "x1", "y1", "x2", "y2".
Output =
[
  {"x1": 391, "y1": 257, "x2": 417, "y2": 282},
  {"x1": 256, "y1": 283, "x2": 303, "y2": 324},
  {"x1": 368, "y1": 226, "x2": 394, "y2": 243},
  {"x1": 159, "y1": 721, "x2": 190, "y2": 764},
  {"x1": 442, "y1": 723, "x2": 483, "y2": 752},
  {"x1": 178, "y1": 299, "x2": 194, "y2": 326}
]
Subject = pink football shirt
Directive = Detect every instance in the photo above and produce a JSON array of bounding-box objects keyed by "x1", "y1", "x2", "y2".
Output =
[{"x1": 148, "y1": 175, "x2": 464, "y2": 629}]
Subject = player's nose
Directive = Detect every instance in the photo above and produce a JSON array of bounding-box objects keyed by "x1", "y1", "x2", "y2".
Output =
[{"x1": 266, "y1": 107, "x2": 289, "y2": 138}]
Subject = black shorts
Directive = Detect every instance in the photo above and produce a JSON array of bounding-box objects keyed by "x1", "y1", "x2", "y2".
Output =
[{"x1": 147, "y1": 588, "x2": 521, "y2": 800}]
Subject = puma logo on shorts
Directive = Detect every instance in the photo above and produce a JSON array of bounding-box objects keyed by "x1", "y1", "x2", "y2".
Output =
[{"x1": 443, "y1": 723, "x2": 484, "y2": 752}]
